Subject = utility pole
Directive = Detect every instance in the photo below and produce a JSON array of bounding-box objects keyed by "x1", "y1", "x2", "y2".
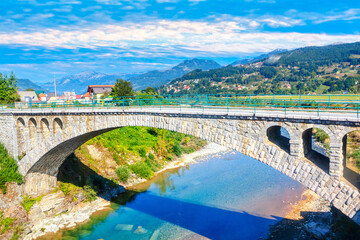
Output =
[{"x1": 54, "y1": 75, "x2": 57, "y2": 100}]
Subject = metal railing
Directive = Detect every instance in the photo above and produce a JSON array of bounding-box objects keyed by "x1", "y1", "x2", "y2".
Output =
[{"x1": 3, "y1": 94, "x2": 360, "y2": 118}]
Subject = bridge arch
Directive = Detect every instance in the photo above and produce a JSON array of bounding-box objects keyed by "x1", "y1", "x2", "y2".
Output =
[
  {"x1": 16, "y1": 117, "x2": 26, "y2": 157},
  {"x1": 53, "y1": 118, "x2": 63, "y2": 134},
  {"x1": 301, "y1": 127, "x2": 331, "y2": 173},
  {"x1": 341, "y1": 130, "x2": 360, "y2": 188},
  {"x1": 40, "y1": 118, "x2": 50, "y2": 140},
  {"x1": 266, "y1": 125, "x2": 291, "y2": 153},
  {"x1": 16, "y1": 113, "x2": 360, "y2": 224},
  {"x1": 28, "y1": 118, "x2": 37, "y2": 150}
]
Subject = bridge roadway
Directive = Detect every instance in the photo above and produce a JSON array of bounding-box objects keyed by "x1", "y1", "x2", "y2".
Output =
[
  {"x1": 2, "y1": 106, "x2": 360, "y2": 224},
  {"x1": 4, "y1": 105, "x2": 360, "y2": 123}
]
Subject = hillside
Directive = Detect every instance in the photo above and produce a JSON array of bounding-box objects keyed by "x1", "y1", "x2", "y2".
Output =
[
  {"x1": 128, "y1": 58, "x2": 221, "y2": 90},
  {"x1": 159, "y1": 42, "x2": 360, "y2": 95},
  {"x1": 17, "y1": 79, "x2": 43, "y2": 91},
  {"x1": 264, "y1": 42, "x2": 360, "y2": 66},
  {"x1": 231, "y1": 49, "x2": 287, "y2": 66}
]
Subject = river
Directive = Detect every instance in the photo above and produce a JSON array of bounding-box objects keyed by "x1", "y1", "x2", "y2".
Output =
[{"x1": 58, "y1": 150, "x2": 304, "y2": 240}]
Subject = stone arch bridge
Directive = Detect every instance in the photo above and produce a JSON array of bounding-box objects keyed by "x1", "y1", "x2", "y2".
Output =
[{"x1": 1, "y1": 108, "x2": 360, "y2": 224}]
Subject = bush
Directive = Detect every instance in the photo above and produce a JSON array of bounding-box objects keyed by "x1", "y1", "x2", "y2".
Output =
[
  {"x1": 21, "y1": 195, "x2": 42, "y2": 213},
  {"x1": 130, "y1": 161, "x2": 153, "y2": 179},
  {"x1": 59, "y1": 182, "x2": 71, "y2": 196},
  {"x1": 173, "y1": 142, "x2": 182, "y2": 157},
  {"x1": 116, "y1": 166, "x2": 130, "y2": 182},
  {"x1": 83, "y1": 185, "x2": 97, "y2": 202},
  {"x1": 0, "y1": 144, "x2": 23, "y2": 193},
  {"x1": 0, "y1": 211, "x2": 15, "y2": 234},
  {"x1": 148, "y1": 152, "x2": 155, "y2": 160},
  {"x1": 138, "y1": 148, "x2": 146, "y2": 158}
]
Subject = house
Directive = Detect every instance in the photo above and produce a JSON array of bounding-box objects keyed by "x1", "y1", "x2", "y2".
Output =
[
  {"x1": 63, "y1": 91, "x2": 76, "y2": 101},
  {"x1": 18, "y1": 91, "x2": 39, "y2": 103},
  {"x1": 87, "y1": 85, "x2": 114, "y2": 101},
  {"x1": 38, "y1": 93, "x2": 46, "y2": 102},
  {"x1": 82, "y1": 92, "x2": 92, "y2": 101},
  {"x1": 46, "y1": 92, "x2": 56, "y2": 102}
]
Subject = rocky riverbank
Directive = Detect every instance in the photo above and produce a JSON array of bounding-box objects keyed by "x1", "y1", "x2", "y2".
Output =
[
  {"x1": 268, "y1": 189, "x2": 360, "y2": 239},
  {"x1": 0, "y1": 142, "x2": 226, "y2": 240}
]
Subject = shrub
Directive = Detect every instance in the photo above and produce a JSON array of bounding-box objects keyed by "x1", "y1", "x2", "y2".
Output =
[
  {"x1": 83, "y1": 185, "x2": 97, "y2": 202},
  {"x1": 138, "y1": 148, "x2": 146, "y2": 158},
  {"x1": 59, "y1": 182, "x2": 71, "y2": 196},
  {"x1": 182, "y1": 146, "x2": 195, "y2": 154},
  {"x1": 21, "y1": 195, "x2": 42, "y2": 213},
  {"x1": 148, "y1": 152, "x2": 155, "y2": 161},
  {"x1": 173, "y1": 142, "x2": 182, "y2": 157},
  {"x1": 130, "y1": 161, "x2": 153, "y2": 179},
  {"x1": 0, "y1": 211, "x2": 15, "y2": 234},
  {"x1": 116, "y1": 166, "x2": 130, "y2": 182},
  {"x1": 0, "y1": 144, "x2": 23, "y2": 193}
]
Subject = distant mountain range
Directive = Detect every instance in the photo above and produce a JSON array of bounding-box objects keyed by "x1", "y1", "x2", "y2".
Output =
[
  {"x1": 17, "y1": 79, "x2": 44, "y2": 91},
  {"x1": 35, "y1": 58, "x2": 221, "y2": 94},
  {"x1": 16, "y1": 42, "x2": 360, "y2": 94},
  {"x1": 40, "y1": 72, "x2": 140, "y2": 94},
  {"x1": 128, "y1": 58, "x2": 222, "y2": 89}
]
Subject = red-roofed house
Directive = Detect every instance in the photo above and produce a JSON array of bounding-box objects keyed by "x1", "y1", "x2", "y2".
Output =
[{"x1": 87, "y1": 85, "x2": 114, "y2": 101}]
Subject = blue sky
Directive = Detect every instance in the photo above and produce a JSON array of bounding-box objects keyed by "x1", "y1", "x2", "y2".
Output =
[{"x1": 1, "y1": 0, "x2": 360, "y2": 83}]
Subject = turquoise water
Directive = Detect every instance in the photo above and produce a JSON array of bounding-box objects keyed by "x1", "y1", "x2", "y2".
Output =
[{"x1": 63, "y1": 151, "x2": 304, "y2": 240}]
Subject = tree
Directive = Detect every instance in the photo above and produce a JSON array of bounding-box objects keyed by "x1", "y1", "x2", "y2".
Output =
[
  {"x1": 143, "y1": 87, "x2": 157, "y2": 95},
  {"x1": 260, "y1": 66, "x2": 277, "y2": 79},
  {"x1": 25, "y1": 88, "x2": 34, "y2": 91},
  {"x1": 111, "y1": 79, "x2": 134, "y2": 98},
  {"x1": 0, "y1": 73, "x2": 19, "y2": 104}
]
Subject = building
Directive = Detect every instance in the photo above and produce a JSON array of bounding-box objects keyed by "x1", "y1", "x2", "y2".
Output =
[
  {"x1": 82, "y1": 92, "x2": 92, "y2": 101},
  {"x1": 17, "y1": 91, "x2": 39, "y2": 103},
  {"x1": 63, "y1": 91, "x2": 76, "y2": 101},
  {"x1": 46, "y1": 92, "x2": 56, "y2": 102},
  {"x1": 87, "y1": 85, "x2": 114, "y2": 101},
  {"x1": 38, "y1": 93, "x2": 46, "y2": 102}
]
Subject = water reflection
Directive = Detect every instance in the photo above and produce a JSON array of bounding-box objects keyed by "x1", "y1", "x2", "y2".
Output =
[{"x1": 57, "y1": 151, "x2": 304, "y2": 240}]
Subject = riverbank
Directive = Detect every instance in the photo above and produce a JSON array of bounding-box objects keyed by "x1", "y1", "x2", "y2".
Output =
[
  {"x1": 268, "y1": 188, "x2": 360, "y2": 239},
  {"x1": 27, "y1": 142, "x2": 227, "y2": 240}
]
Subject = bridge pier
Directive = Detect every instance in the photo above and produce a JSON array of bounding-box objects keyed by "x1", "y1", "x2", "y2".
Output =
[
  {"x1": 24, "y1": 173, "x2": 57, "y2": 197},
  {"x1": 329, "y1": 142, "x2": 344, "y2": 180},
  {"x1": 289, "y1": 139, "x2": 302, "y2": 159}
]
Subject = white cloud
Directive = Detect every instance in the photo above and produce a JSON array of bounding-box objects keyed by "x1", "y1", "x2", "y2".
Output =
[
  {"x1": 313, "y1": 8, "x2": 360, "y2": 24},
  {"x1": 0, "y1": 17, "x2": 360, "y2": 57}
]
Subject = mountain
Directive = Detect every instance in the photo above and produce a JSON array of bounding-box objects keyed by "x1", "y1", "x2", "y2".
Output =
[
  {"x1": 128, "y1": 58, "x2": 222, "y2": 89},
  {"x1": 231, "y1": 49, "x2": 287, "y2": 66},
  {"x1": 17, "y1": 79, "x2": 44, "y2": 91},
  {"x1": 263, "y1": 41, "x2": 360, "y2": 66},
  {"x1": 41, "y1": 71, "x2": 140, "y2": 94}
]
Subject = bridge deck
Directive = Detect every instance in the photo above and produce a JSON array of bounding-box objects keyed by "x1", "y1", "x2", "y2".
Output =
[{"x1": 3, "y1": 106, "x2": 360, "y2": 123}]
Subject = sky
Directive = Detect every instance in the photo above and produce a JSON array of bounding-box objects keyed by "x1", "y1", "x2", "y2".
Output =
[{"x1": 1, "y1": 0, "x2": 360, "y2": 83}]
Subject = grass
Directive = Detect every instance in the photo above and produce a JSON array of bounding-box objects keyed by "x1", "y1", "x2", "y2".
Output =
[
  {"x1": 0, "y1": 144, "x2": 23, "y2": 193},
  {"x1": 72, "y1": 126, "x2": 206, "y2": 185},
  {"x1": 0, "y1": 211, "x2": 15, "y2": 234},
  {"x1": 20, "y1": 195, "x2": 42, "y2": 213}
]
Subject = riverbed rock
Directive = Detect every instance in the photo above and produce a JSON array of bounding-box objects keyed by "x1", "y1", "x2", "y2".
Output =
[
  {"x1": 304, "y1": 212, "x2": 332, "y2": 239},
  {"x1": 115, "y1": 224, "x2": 134, "y2": 231},
  {"x1": 134, "y1": 226, "x2": 148, "y2": 234}
]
